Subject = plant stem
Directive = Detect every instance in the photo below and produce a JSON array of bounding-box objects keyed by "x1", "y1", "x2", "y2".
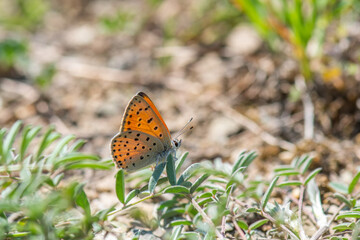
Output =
[
  {"x1": 298, "y1": 183, "x2": 308, "y2": 239},
  {"x1": 261, "y1": 210, "x2": 300, "y2": 240},
  {"x1": 108, "y1": 192, "x2": 163, "y2": 216},
  {"x1": 232, "y1": 217, "x2": 247, "y2": 240},
  {"x1": 296, "y1": 76, "x2": 314, "y2": 140},
  {"x1": 310, "y1": 203, "x2": 346, "y2": 240},
  {"x1": 186, "y1": 195, "x2": 224, "y2": 239}
]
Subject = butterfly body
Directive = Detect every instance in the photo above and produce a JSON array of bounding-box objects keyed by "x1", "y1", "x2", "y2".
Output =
[{"x1": 111, "y1": 92, "x2": 180, "y2": 171}]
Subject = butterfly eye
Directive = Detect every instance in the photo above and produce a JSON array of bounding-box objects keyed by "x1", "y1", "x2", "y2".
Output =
[{"x1": 173, "y1": 139, "x2": 181, "y2": 148}]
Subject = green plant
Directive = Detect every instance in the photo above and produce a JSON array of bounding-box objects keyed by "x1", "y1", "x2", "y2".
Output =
[
  {"x1": 0, "y1": 39, "x2": 28, "y2": 71},
  {"x1": 0, "y1": 121, "x2": 114, "y2": 239},
  {"x1": 231, "y1": 0, "x2": 354, "y2": 140},
  {"x1": 111, "y1": 152, "x2": 360, "y2": 239},
  {"x1": 232, "y1": 0, "x2": 353, "y2": 81},
  {"x1": 99, "y1": 11, "x2": 136, "y2": 34},
  {"x1": 0, "y1": 0, "x2": 48, "y2": 30}
]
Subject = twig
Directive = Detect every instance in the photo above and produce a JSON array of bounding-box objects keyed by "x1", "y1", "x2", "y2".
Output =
[
  {"x1": 221, "y1": 185, "x2": 234, "y2": 237},
  {"x1": 232, "y1": 217, "x2": 247, "y2": 240},
  {"x1": 309, "y1": 203, "x2": 346, "y2": 240},
  {"x1": 230, "y1": 197, "x2": 299, "y2": 240},
  {"x1": 279, "y1": 189, "x2": 317, "y2": 227},
  {"x1": 108, "y1": 192, "x2": 163, "y2": 216},
  {"x1": 261, "y1": 209, "x2": 300, "y2": 240},
  {"x1": 298, "y1": 182, "x2": 308, "y2": 240},
  {"x1": 187, "y1": 195, "x2": 224, "y2": 239}
]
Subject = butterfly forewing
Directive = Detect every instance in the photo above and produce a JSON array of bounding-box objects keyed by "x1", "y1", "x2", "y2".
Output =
[
  {"x1": 120, "y1": 93, "x2": 172, "y2": 148},
  {"x1": 111, "y1": 130, "x2": 164, "y2": 171}
]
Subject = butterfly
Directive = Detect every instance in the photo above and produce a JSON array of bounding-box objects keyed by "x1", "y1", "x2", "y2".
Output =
[{"x1": 111, "y1": 92, "x2": 192, "y2": 172}]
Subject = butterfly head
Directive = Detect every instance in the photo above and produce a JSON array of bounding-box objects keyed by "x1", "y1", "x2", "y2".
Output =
[{"x1": 172, "y1": 139, "x2": 182, "y2": 149}]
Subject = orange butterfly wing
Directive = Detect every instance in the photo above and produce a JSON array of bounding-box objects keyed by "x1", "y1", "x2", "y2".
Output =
[
  {"x1": 119, "y1": 92, "x2": 172, "y2": 148},
  {"x1": 111, "y1": 92, "x2": 174, "y2": 171},
  {"x1": 111, "y1": 130, "x2": 164, "y2": 171}
]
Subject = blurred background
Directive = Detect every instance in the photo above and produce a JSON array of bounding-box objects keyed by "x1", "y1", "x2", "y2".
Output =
[{"x1": 1, "y1": 0, "x2": 360, "y2": 226}]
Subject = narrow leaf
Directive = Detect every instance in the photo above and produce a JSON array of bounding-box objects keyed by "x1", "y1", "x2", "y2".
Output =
[
  {"x1": 237, "y1": 220, "x2": 248, "y2": 230},
  {"x1": 261, "y1": 176, "x2": 279, "y2": 209},
  {"x1": 190, "y1": 174, "x2": 209, "y2": 194},
  {"x1": 20, "y1": 125, "x2": 41, "y2": 161},
  {"x1": 125, "y1": 189, "x2": 140, "y2": 205},
  {"x1": 349, "y1": 171, "x2": 360, "y2": 194},
  {"x1": 3, "y1": 120, "x2": 22, "y2": 163},
  {"x1": 149, "y1": 162, "x2": 166, "y2": 193},
  {"x1": 177, "y1": 163, "x2": 201, "y2": 185},
  {"x1": 334, "y1": 193, "x2": 352, "y2": 208},
  {"x1": 164, "y1": 185, "x2": 190, "y2": 194},
  {"x1": 329, "y1": 182, "x2": 349, "y2": 195},
  {"x1": 277, "y1": 181, "x2": 302, "y2": 187},
  {"x1": 300, "y1": 156, "x2": 313, "y2": 174},
  {"x1": 48, "y1": 135, "x2": 75, "y2": 164},
  {"x1": 65, "y1": 160, "x2": 113, "y2": 170},
  {"x1": 249, "y1": 219, "x2": 269, "y2": 230},
  {"x1": 304, "y1": 168, "x2": 322, "y2": 185},
  {"x1": 36, "y1": 126, "x2": 60, "y2": 161},
  {"x1": 307, "y1": 179, "x2": 327, "y2": 227},
  {"x1": 170, "y1": 219, "x2": 192, "y2": 226},
  {"x1": 75, "y1": 186, "x2": 91, "y2": 216},
  {"x1": 336, "y1": 212, "x2": 360, "y2": 220},
  {"x1": 161, "y1": 207, "x2": 186, "y2": 219},
  {"x1": 0, "y1": 129, "x2": 6, "y2": 163},
  {"x1": 166, "y1": 154, "x2": 176, "y2": 185},
  {"x1": 170, "y1": 225, "x2": 183, "y2": 240},
  {"x1": 276, "y1": 170, "x2": 300, "y2": 176},
  {"x1": 175, "y1": 152, "x2": 188, "y2": 173},
  {"x1": 115, "y1": 169, "x2": 125, "y2": 204}
]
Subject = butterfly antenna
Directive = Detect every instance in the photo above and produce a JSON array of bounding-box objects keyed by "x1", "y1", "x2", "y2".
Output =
[{"x1": 174, "y1": 117, "x2": 194, "y2": 139}]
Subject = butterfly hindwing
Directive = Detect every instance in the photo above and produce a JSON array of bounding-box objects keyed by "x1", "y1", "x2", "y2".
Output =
[
  {"x1": 111, "y1": 130, "x2": 165, "y2": 171},
  {"x1": 120, "y1": 92, "x2": 172, "y2": 148}
]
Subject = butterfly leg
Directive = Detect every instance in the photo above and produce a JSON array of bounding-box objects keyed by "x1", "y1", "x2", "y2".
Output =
[
  {"x1": 154, "y1": 154, "x2": 161, "y2": 169},
  {"x1": 170, "y1": 149, "x2": 178, "y2": 162}
]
